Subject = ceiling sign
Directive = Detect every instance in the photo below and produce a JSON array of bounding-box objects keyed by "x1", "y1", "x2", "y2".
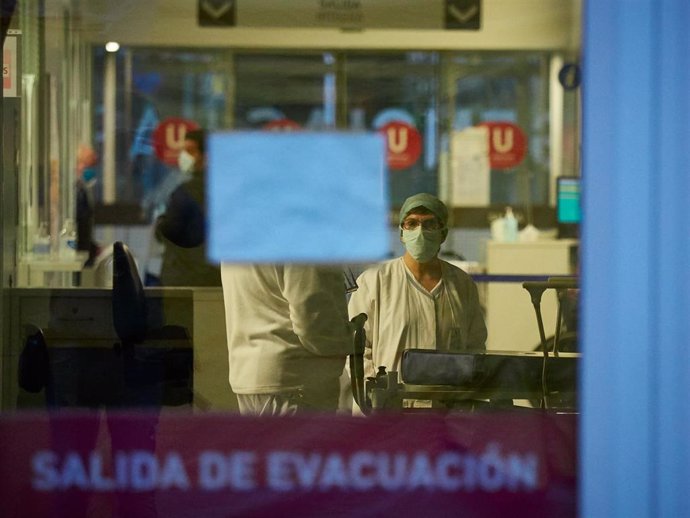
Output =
[
  {"x1": 444, "y1": 0, "x2": 481, "y2": 30},
  {"x1": 198, "y1": 0, "x2": 236, "y2": 27},
  {"x1": 198, "y1": 0, "x2": 481, "y2": 30}
]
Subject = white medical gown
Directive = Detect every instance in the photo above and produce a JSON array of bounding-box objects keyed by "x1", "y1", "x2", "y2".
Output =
[
  {"x1": 348, "y1": 257, "x2": 487, "y2": 380},
  {"x1": 222, "y1": 264, "x2": 353, "y2": 397}
]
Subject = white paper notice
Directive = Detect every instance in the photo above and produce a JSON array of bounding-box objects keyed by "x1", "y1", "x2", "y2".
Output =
[{"x1": 449, "y1": 127, "x2": 490, "y2": 206}]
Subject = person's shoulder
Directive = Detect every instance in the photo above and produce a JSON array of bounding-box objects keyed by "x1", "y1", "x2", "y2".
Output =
[
  {"x1": 359, "y1": 257, "x2": 400, "y2": 278},
  {"x1": 168, "y1": 181, "x2": 191, "y2": 201},
  {"x1": 440, "y1": 259, "x2": 473, "y2": 281},
  {"x1": 172, "y1": 174, "x2": 201, "y2": 193},
  {"x1": 354, "y1": 258, "x2": 402, "y2": 292},
  {"x1": 187, "y1": 173, "x2": 205, "y2": 189}
]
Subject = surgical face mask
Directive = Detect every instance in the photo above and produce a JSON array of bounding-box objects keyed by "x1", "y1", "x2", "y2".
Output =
[
  {"x1": 402, "y1": 227, "x2": 444, "y2": 263},
  {"x1": 178, "y1": 150, "x2": 196, "y2": 174}
]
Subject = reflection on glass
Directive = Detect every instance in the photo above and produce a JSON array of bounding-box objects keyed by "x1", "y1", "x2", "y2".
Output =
[{"x1": 4, "y1": 3, "x2": 580, "y2": 516}]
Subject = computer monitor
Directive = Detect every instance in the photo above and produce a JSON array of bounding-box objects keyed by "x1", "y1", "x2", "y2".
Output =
[{"x1": 556, "y1": 176, "x2": 581, "y2": 239}]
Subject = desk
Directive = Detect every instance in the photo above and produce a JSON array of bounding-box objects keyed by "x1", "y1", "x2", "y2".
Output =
[
  {"x1": 16, "y1": 253, "x2": 89, "y2": 287},
  {"x1": 5, "y1": 287, "x2": 238, "y2": 412},
  {"x1": 485, "y1": 240, "x2": 577, "y2": 351}
]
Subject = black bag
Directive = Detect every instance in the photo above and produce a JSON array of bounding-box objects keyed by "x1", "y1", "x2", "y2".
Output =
[{"x1": 18, "y1": 325, "x2": 49, "y2": 393}]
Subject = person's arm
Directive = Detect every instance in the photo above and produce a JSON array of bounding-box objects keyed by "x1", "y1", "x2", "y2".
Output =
[
  {"x1": 465, "y1": 280, "x2": 488, "y2": 350},
  {"x1": 282, "y1": 265, "x2": 353, "y2": 357},
  {"x1": 155, "y1": 185, "x2": 205, "y2": 248}
]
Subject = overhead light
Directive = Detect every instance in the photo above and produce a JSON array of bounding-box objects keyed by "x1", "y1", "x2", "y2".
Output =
[{"x1": 105, "y1": 41, "x2": 120, "y2": 53}]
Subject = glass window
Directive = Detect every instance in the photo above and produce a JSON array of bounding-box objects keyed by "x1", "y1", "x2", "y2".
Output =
[
  {"x1": 1, "y1": 2, "x2": 582, "y2": 516},
  {"x1": 345, "y1": 52, "x2": 441, "y2": 205},
  {"x1": 234, "y1": 52, "x2": 336, "y2": 130},
  {"x1": 447, "y1": 52, "x2": 551, "y2": 207},
  {"x1": 85, "y1": 49, "x2": 559, "y2": 221},
  {"x1": 91, "y1": 47, "x2": 232, "y2": 215}
]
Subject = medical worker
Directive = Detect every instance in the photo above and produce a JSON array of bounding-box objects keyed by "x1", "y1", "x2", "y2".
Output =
[
  {"x1": 348, "y1": 193, "x2": 487, "y2": 380},
  {"x1": 222, "y1": 264, "x2": 355, "y2": 415},
  {"x1": 155, "y1": 129, "x2": 221, "y2": 286}
]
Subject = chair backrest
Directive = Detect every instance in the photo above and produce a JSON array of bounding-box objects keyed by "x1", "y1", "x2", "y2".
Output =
[
  {"x1": 112, "y1": 241, "x2": 148, "y2": 344},
  {"x1": 18, "y1": 324, "x2": 49, "y2": 393}
]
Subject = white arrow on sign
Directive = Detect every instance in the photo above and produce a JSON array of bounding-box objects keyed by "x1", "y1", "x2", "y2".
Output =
[
  {"x1": 448, "y1": 4, "x2": 478, "y2": 23},
  {"x1": 201, "y1": 0, "x2": 233, "y2": 20}
]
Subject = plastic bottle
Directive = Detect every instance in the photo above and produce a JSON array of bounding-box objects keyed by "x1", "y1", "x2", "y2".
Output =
[
  {"x1": 503, "y1": 207, "x2": 518, "y2": 242},
  {"x1": 59, "y1": 218, "x2": 77, "y2": 259},
  {"x1": 33, "y1": 223, "x2": 51, "y2": 256},
  {"x1": 491, "y1": 216, "x2": 505, "y2": 242}
]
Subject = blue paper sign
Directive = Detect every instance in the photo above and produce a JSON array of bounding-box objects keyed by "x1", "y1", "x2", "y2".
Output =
[{"x1": 207, "y1": 131, "x2": 389, "y2": 263}]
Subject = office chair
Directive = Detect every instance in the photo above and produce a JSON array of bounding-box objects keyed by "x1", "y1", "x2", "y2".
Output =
[
  {"x1": 17, "y1": 324, "x2": 49, "y2": 394},
  {"x1": 112, "y1": 241, "x2": 193, "y2": 406}
]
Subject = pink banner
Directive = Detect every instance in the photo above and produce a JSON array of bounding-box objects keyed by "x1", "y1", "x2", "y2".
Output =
[{"x1": 0, "y1": 412, "x2": 577, "y2": 517}]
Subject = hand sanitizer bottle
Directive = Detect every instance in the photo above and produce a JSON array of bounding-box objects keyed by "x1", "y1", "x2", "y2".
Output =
[
  {"x1": 59, "y1": 219, "x2": 77, "y2": 259},
  {"x1": 503, "y1": 207, "x2": 518, "y2": 243},
  {"x1": 491, "y1": 215, "x2": 505, "y2": 242}
]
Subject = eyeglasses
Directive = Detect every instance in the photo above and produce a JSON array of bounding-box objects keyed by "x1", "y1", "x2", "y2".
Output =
[{"x1": 401, "y1": 218, "x2": 443, "y2": 231}]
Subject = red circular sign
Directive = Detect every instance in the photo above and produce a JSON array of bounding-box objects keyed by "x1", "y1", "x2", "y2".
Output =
[
  {"x1": 262, "y1": 118, "x2": 302, "y2": 131},
  {"x1": 152, "y1": 118, "x2": 199, "y2": 166},
  {"x1": 379, "y1": 121, "x2": 422, "y2": 171},
  {"x1": 479, "y1": 121, "x2": 527, "y2": 169}
]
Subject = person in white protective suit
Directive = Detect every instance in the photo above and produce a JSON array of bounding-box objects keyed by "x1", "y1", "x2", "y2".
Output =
[
  {"x1": 222, "y1": 263, "x2": 355, "y2": 416},
  {"x1": 348, "y1": 193, "x2": 487, "y2": 382}
]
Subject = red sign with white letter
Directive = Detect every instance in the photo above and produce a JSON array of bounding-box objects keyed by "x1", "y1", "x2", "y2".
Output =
[
  {"x1": 380, "y1": 121, "x2": 422, "y2": 170},
  {"x1": 153, "y1": 118, "x2": 200, "y2": 166},
  {"x1": 480, "y1": 121, "x2": 527, "y2": 169},
  {"x1": 0, "y1": 412, "x2": 576, "y2": 517},
  {"x1": 262, "y1": 118, "x2": 302, "y2": 131}
]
